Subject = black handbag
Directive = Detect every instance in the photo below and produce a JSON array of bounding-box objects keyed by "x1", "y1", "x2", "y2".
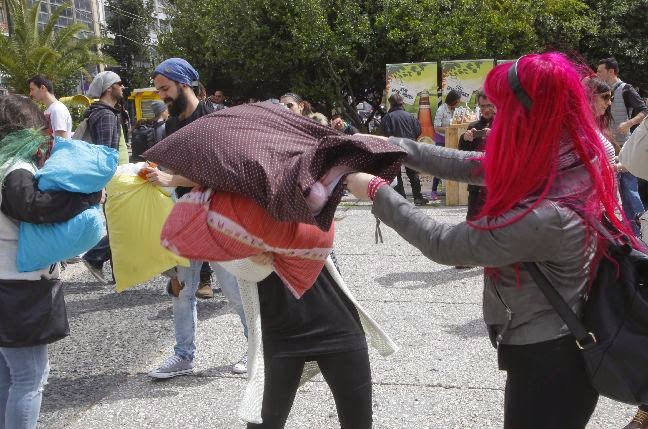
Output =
[
  {"x1": 524, "y1": 241, "x2": 648, "y2": 405},
  {"x1": 0, "y1": 277, "x2": 69, "y2": 347}
]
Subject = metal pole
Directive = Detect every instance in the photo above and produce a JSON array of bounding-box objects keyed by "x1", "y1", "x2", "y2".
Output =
[{"x1": 90, "y1": 0, "x2": 104, "y2": 72}]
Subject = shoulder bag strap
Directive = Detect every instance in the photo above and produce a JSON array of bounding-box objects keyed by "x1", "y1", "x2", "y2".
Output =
[{"x1": 522, "y1": 262, "x2": 596, "y2": 349}]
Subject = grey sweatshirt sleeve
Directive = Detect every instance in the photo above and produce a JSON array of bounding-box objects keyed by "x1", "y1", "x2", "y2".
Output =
[
  {"x1": 371, "y1": 186, "x2": 566, "y2": 267},
  {"x1": 390, "y1": 137, "x2": 485, "y2": 185}
]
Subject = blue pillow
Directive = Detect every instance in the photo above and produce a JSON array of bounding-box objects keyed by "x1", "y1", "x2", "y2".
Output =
[
  {"x1": 35, "y1": 137, "x2": 118, "y2": 193},
  {"x1": 17, "y1": 205, "x2": 105, "y2": 272}
]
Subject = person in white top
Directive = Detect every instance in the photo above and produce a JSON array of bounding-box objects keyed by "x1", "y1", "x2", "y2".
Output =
[{"x1": 28, "y1": 75, "x2": 73, "y2": 138}]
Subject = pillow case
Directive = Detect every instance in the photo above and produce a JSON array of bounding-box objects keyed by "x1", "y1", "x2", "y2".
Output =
[
  {"x1": 144, "y1": 102, "x2": 405, "y2": 231},
  {"x1": 35, "y1": 137, "x2": 118, "y2": 193},
  {"x1": 161, "y1": 188, "x2": 334, "y2": 298}
]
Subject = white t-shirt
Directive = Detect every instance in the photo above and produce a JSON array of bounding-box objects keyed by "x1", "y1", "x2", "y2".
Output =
[{"x1": 45, "y1": 100, "x2": 73, "y2": 138}]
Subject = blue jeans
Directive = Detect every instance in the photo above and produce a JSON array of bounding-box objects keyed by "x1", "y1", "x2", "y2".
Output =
[
  {"x1": 618, "y1": 172, "x2": 645, "y2": 237},
  {"x1": 173, "y1": 261, "x2": 248, "y2": 360},
  {"x1": 0, "y1": 345, "x2": 49, "y2": 429},
  {"x1": 432, "y1": 139, "x2": 446, "y2": 192}
]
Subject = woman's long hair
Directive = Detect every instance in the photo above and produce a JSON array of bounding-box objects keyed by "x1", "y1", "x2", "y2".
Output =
[
  {"x1": 583, "y1": 76, "x2": 614, "y2": 138},
  {"x1": 477, "y1": 53, "x2": 633, "y2": 243}
]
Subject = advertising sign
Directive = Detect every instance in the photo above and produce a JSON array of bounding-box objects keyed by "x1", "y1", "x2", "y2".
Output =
[{"x1": 440, "y1": 59, "x2": 494, "y2": 107}]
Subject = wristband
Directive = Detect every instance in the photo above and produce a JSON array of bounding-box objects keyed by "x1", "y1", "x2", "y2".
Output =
[{"x1": 367, "y1": 177, "x2": 388, "y2": 201}]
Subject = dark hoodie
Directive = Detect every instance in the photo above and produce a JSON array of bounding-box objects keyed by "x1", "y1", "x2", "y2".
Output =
[{"x1": 83, "y1": 102, "x2": 121, "y2": 150}]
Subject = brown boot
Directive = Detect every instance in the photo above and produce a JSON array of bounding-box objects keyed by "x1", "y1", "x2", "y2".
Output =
[
  {"x1": 168, "y1": 278, "x2": 184, "y2": 297},
  {"x1": 624, "y1": 408, "x2": 648, "y2": 429},
  {"x1": 195, "y1": 274, "x2": 214, "y2": 299}
]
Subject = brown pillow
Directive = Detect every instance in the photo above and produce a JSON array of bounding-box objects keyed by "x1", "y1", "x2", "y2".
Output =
[{"x1": 144, "y1": 102, "x2": 405, "y2": 231}]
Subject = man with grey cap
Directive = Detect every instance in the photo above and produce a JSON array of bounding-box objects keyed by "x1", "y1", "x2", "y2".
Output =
[
  {"x1": 80, "y1": 70, "x2": 125, "y2": 283},
  {"x1": 145, "y1": 58, "x2": 249, "y2": 379}
]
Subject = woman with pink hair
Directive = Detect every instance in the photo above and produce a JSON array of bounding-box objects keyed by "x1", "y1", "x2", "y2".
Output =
[{"x1": 345, "y1": 52, "x2": 639, "y2": 428}]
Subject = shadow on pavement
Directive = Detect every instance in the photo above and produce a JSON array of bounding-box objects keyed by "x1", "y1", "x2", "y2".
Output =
[
  {"x1": 374, "y1": 267, "x2": 481, "y2": 289},
  {"x1": 444, "y1": 317, "x2": 488, "y2": 339},
  {"x1": 64, "y1": 288, "x2": 170, "y2": 318},
  {"x1": 41, "y1": 372, "x2": 130, "y2": 412}
]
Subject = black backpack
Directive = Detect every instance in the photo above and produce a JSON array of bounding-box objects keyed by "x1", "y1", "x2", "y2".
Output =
[
  {"x1": 526, "y1": 238, "x2": 648, "y2": 405},
  {"x1": 130, "y1": 124, "x2": 156, "y2": 162}
]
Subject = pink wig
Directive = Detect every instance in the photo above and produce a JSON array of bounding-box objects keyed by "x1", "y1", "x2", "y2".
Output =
[{"x1": 476, "y1": 52, "x2": 635, "y2": 245}]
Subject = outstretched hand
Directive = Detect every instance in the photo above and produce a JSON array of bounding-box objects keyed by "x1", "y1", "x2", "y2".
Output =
[{"x1": 343, "y1": 172, "x2": 376, "y2": 201}]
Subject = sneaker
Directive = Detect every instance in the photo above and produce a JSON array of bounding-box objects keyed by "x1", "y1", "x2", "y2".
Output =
[
  {"x1": 148, "y1": 354, "x2": 193, "y2": 379},
  {"x1": 195, "y1": 277, "x2": 214, "y2": 299},
  {"x1": 413, "y1": 197, "x2": 429, "y2": 206},
  {"x1": 232, "y1": 352, "x2": 248, "y2": 374},
  {"x1": 624, "y1": 408, "x2": 648, "y2": 429},
  {"x1": 430, "y1": 191, "x2": 440, "y2": 201},
  {"x1": 82, "y1": 259, "x2": 107, "y2": 284}
]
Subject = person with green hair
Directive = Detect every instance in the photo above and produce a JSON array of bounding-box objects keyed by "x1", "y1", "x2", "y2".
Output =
[{"x1": 0, "y1": 95, "x2": 102, "y2": 429}]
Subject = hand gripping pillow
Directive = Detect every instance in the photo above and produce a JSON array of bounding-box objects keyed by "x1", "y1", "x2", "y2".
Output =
[
  {"x1": 35, "y1": 136, "x2": 118, "y2": 193},
  {"x1": 161, "y1": 188, "x2": 335, "y2": 298}
]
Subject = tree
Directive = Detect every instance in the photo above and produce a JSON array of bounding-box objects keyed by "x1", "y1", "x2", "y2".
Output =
[
  {"x1": 0, "y1": 0, "x2": 109, "y2": 95},
  {"x1": 103, "y1": 0, "x2": 156, "y2": 89},
  {"x1": 579, "y1": 0, "x2": 648, "y2": 95},
  {"x1": 158, "y1": 0, "x2": 599, "y2": 129}
]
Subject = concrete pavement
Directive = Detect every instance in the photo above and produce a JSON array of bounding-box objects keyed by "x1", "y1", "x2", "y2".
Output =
[{"x1": 39, "y1": 202, "x2": 636, "y2": 428}]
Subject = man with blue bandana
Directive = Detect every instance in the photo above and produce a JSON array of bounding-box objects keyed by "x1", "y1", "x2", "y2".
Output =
[{"x1": 145, "y1": 58, "x2": 249, "y2": 378}]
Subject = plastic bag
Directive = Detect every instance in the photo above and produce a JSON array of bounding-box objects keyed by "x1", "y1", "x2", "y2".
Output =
[
  {"x1": 16, "y1": 137, "x2": 115, "y2": 271},
  {"x1": 17, "y1": 206, "x2": 105, "y2": 272},
  {"x1": 105, "y1": 172, "x2": 188, "y2": 292},
  {"x1": 35, "y1": 137, "x2": 118, "y2": 193}
]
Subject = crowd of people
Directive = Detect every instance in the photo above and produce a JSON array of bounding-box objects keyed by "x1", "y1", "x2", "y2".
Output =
[{"x1": 1, "y1": 51, "x2": 647, "y2": 429}]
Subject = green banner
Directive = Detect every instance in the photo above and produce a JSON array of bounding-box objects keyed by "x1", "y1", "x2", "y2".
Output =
[
  {"x1": 440, "y1": 59, "x2": 494, "y2": 107},
  {"x1": 385, "y1": 62, "x2": 438, "y2": 143}
]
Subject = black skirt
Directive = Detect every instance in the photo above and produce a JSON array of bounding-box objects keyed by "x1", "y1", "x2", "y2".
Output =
[{"x1": 258, "y1": 265, "x2": 367, "y2": 358}]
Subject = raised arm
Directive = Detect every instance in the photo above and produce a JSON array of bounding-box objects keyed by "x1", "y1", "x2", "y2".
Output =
[
  {"x1": 390, "y1": 137, "x2": 484, "y2": 185},
  {"x1": 371, "y1": 185, "x2": 565, "y2": 267}
]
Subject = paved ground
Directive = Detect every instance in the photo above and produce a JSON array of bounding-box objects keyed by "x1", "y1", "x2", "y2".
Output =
[{"x1": 39, "y1": 201, "x2": 636, "y2": 428}]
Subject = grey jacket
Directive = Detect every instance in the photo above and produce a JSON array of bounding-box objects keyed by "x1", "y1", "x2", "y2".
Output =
[{"x1": 372, "y1": 137, "x2": 596, "y2": 346}]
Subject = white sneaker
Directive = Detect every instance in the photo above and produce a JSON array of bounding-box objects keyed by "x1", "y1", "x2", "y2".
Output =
[
  {"x1": 232, "y1": 352, "x2": 247, "y2": 374},
  {"x1": 148, "y1": 354, "x2": 193, "y2": 379}
]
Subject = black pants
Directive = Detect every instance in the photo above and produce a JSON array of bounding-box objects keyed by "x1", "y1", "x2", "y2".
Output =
[
  {"x1": 394, "y1": 167, "x2": 423, "y2": 200},
  {"x1": 499, "y1": 336, "x2": 598, "y2": 429},
  {"x1": 248, "y1": 349, "x2": 372, "y2": 429},
  {"x1": 638, "y1": 178, "x2": 648, "y2": 208},
  {"x1": 83, "y1": 235, "x2": 111, "y2": 268}
]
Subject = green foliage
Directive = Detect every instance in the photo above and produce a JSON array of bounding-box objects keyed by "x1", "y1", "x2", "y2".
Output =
[
  {"x1": 103, "y1": 0, "x2": 156, "y2": 89},
  {"x1": 579, "y1": 0, "x2": 648, "y2": 94},
  {"x1": 60, "y1": 100, "x2": 88, "y2": 129},
  {"x1": 157, "y1": 0, "x2": 607, "y2": 127},
  {"x1": 0, "y1": 0, "x2": 111, "y2": 95}
]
